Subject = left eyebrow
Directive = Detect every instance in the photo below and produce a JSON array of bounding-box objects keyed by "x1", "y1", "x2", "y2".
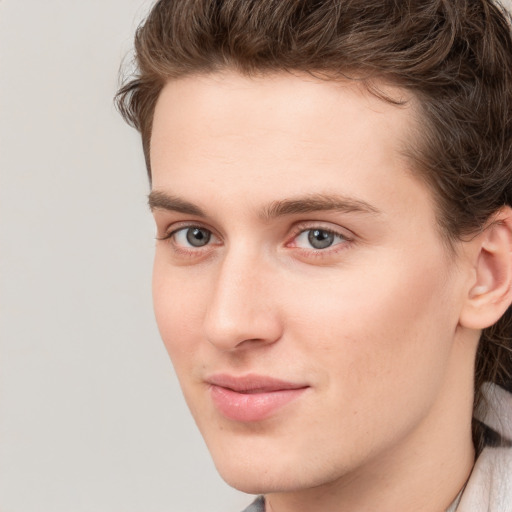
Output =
[{"x1": 261, "y1": 193, "x2": 381, "y2": 220}]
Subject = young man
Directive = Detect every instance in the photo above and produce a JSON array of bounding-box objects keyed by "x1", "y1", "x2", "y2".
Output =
[{"x1": 117, "y1": 1, "x2": 512, "y2": 510}]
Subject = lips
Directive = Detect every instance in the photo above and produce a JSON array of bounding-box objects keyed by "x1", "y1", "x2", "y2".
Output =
[{"x1": 206, "y1": 374, "x2": 309, "y2": 422}]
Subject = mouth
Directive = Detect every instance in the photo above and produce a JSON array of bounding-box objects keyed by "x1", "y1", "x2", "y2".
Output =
[{"x1": 206, "y1": 374, "x2": 309, "y2": 422}]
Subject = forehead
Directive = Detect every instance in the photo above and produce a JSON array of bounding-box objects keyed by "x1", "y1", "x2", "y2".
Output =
[
  {"x1": 150, "y1": 71, "x2": 428, "y2": 220},
  {"x1": 152, "y1": 71, "x2": 415, "y2": 148},
  {"x1": 151, "y1": 72, "x2": 416, "y2": 167}
]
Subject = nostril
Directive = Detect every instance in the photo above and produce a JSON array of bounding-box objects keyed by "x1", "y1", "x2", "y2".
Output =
[{"x1": 203, "y1": 309, "x2": 283, "y2": 351}]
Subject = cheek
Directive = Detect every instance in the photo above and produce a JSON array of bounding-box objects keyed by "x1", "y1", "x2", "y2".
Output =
[
  {"x1": 152, "y1": 257, "x2": 207, "y2": 363},
  {"x1": 268, "y1": 255, "x2": 460, "y2": 469},
  {"x1": 285, "y1": 251, "x2": 457, "y2": 397}
]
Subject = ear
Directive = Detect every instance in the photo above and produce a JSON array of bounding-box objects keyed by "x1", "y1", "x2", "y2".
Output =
[{"x1": 459, "y1": 206, "x2": 512, "y2": 330}]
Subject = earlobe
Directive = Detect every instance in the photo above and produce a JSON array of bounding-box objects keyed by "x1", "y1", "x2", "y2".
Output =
[{"x1": 459, "y1": 207, "x2": 512, "y2": 330}]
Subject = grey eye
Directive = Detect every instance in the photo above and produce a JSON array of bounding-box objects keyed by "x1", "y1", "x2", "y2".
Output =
[
  {"x1": 185, "y1": 227, "x2": 211, "y2": 247},
  {"x1": 307, "y1": 229, "x2": 335, "y2": 249}
]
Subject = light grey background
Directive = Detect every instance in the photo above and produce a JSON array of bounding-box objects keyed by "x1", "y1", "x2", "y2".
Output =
[
  {"x1": 0, "y1": 1, "x2": 250, "y2": 511},
  {"x1": 2, "y1": 1, "x2": 511, "y2": 512}
]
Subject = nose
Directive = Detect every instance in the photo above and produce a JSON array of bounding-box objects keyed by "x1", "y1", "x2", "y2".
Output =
[{"x1": 203, "y1": 250, "x2": 283, "y2": 351}]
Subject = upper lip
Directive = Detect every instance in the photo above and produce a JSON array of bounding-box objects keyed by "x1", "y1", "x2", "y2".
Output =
[{"x1": 206, "y1": 373, "x2": 309, "y2": 393}]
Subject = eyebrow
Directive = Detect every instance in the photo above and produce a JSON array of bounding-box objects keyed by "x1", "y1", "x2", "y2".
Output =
[
  {"x1": 261, "y1": 193, "x2": 381, "y2": 220},
  {"x1": 148, "y1": 190, "x2": 206, "y2": 216},
  {"x1": 148, "y1": 190, "x2": 381, "y2": 219}
]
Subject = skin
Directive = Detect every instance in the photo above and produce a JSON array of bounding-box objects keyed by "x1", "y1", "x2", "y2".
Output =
[{"x1": 149, "y1": 72, "x2": 483, "y2": 512}]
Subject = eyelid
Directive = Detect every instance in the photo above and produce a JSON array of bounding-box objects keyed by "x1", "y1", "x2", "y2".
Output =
[
  {"x1": 156, "y1": 224, "x2": 222, "y2": 264},
  {"x1": 157, "y1": 221, "x2": 220, "y2": 242},
  {"x1": 284, "y1": 222, "x2": 355, "y2": 260},
  {"x1": 155, "y1": 219, "x2": 355, "y2": 261},
  {"x1": 286, "y1": 221, "x2": 354, "y2": 245}
]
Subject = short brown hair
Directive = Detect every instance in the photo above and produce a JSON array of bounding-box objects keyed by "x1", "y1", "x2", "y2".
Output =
[{"x1": 116, "y1": 0, "x2": 512, "y2": 448}]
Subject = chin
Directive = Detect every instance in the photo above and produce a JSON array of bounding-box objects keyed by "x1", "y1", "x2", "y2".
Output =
[
  {"x1": 220, "y1": 473, "x2": 274, "y2": 495},
  {"x1": 209, "y1": 446, "x2": 279, "y2": 493},
  {"x1": 210, "y1": 443, "x2": 338, "y2": 495},
  {"x1": 217, "y1": 465, "x2": 303, "y2": 495}
]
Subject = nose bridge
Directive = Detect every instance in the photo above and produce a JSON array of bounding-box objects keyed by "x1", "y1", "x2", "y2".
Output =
[{"x1": 204, "y1": 244, "x2": 281, "y2": 350}]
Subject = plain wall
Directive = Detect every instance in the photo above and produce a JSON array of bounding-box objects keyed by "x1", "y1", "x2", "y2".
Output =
[
  {"x1": 0, "y1": 1, "x2": 250, "y2": 511},
  {"x1": 1, "y1": 1, "x2": 511, "y2": 511}
]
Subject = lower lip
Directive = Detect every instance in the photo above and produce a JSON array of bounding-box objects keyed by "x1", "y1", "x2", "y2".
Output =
[{"x1": 209, "y1": 385, "x2": 307, "y2": 422}]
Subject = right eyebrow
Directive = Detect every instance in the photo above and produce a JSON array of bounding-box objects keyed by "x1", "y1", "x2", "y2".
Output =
[{"x1": 148, "y1": 190, "x2": 206, "y2": 217}]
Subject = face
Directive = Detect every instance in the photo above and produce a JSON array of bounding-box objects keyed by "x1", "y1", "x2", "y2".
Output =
[{"x1": 150, "y1": 72, "x2": 471, "y2": 494}]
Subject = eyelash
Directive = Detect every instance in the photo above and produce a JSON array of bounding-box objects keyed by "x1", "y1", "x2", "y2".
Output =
[
  {"x1": 157, "y1": 223, "x2": 220, "y2": 257},
  {"x1": 158, "y1": 222, "x2": 352, "y2": 259},
  {"x1": 286, "y1": 224, "x2": 351, "y2": 255}
]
